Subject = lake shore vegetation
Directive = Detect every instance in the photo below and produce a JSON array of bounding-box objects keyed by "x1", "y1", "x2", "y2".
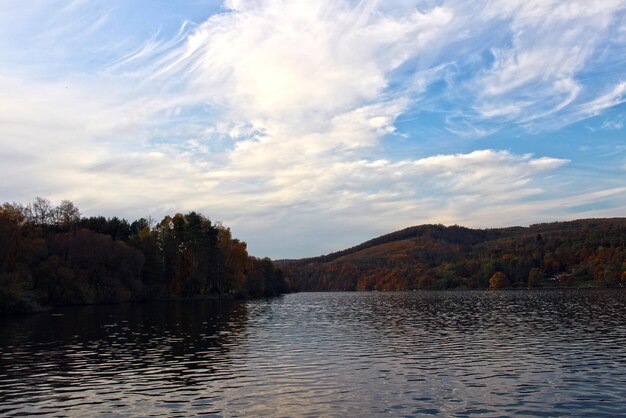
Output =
[{"x1": 0, "y1": 198, "x2": 289, "y2": 314}]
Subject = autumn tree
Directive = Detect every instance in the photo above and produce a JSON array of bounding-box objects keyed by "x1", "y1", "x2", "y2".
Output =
[
  {"x1": 217, "y1": 225, "x2": 248, "y2": 294},
  {"x1": 245, "y1": 258, "x2": 266, "y2": 297},
  {"x1": 182, "y1": 211, "x2": 218, "y2": 295},
  {"x1": 489, "y1": 272, "x2": 506, "y2": 289},
  {"x1": 1, "y1": 199, "x2": 289, "y2": 312},
  {"x1": 528, "y1": 267, "x2": 544, "y2": 287},
  {"x1": 130, "y1": 224, "x2": 165, "y2": 297}
]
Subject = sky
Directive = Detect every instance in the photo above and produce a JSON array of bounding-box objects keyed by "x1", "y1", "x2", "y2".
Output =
[{"x1": 0, "y1": 0, "x2": 625, "y2": 259}]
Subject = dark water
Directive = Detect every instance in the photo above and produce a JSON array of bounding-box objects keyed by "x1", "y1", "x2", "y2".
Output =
[{"x1": 2, "y1": 291, "x2": 626, "y2": 417}]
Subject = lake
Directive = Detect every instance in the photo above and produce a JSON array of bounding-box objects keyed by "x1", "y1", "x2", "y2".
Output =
[{"x1": 2, "y1": 290, "x2": 626, "y2": 416}]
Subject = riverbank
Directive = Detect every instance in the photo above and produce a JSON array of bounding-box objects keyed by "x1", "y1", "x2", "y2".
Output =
[{"x1": 1, "y1": 290, "x2": 296, "y2": 315}]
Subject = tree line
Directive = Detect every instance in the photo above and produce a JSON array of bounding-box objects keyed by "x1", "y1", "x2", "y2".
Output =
[
  {"x1": 282, "y1": 219, "x2": 626, "y2": 291},
  {"x1": 0, "y1": 198, "x2": 289, "y2": 313}
]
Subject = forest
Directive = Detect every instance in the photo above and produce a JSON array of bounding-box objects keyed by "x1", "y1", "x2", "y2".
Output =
[
  {"x1": 2, "y1": 197, "x2": 625, "y2": 314},
  {"x1": 281, "y1": 218, "x2": 626, "y2": 291},
  {"x1": 0, "y1": 198, "x2": 289, "y2": 314}
]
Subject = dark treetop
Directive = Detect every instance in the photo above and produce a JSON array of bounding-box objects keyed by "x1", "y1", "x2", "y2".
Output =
[{"x1": 0, "y1": 198, "x2": 289, "y2": 314}]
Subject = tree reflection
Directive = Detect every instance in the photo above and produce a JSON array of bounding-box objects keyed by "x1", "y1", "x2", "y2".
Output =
[{"x1": 0, "y1": 299, "x2": 250, "y2": 412}]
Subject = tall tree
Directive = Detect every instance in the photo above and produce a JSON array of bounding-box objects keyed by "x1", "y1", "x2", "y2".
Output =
[
  {"x1": 55, "y1": 200, "x2": 81, "y2": 230},
  {"x1": 27, "y1": 197, "x2": 54, "y2": 226}
]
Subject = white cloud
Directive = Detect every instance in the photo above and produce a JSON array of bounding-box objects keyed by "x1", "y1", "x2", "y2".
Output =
[
  {"x1": 579, "y1": 81, "x2": 626, "y2": 117},
  {"x1": 133, "y1": 1, "x2": 454, "y2": 126},
  {"x1": 472, "y1": 0, "x2": 626, "y2": 127},
  {"x1": 601, "y1": 117, "x2": 625, "y2": 131},
  {"x1": 1, "y1": 0, "x2": 626, "y2": 257}
]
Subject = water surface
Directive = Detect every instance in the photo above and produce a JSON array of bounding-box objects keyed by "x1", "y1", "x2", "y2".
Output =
[{"x1": 2, "y1": 290, "x2": 626, "y2": 416}]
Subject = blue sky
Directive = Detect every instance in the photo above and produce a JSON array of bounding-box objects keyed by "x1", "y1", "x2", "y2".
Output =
[{"x1": 1, "y1": 0, "x2": 625, "y2": 258}]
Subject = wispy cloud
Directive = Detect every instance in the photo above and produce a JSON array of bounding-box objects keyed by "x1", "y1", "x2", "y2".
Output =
[
  {"x1": 579, "y1": 81, "x2": 626, "y2": 116},
  {"x1": 1, "y1": 0, "x2": 625, "y2": 257}
]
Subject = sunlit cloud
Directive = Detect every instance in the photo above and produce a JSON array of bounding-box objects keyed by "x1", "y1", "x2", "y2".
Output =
[{"x1": 0, "y1": 0, "x2": 625, "y2": 257}]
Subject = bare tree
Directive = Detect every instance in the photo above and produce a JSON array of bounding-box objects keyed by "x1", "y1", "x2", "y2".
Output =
[
  {"x1": 27, "y1": 197, "x2": 55, "y2": 225},
  {"x1": 55, "y1": 200, "x2": 81, "y2": 228}
]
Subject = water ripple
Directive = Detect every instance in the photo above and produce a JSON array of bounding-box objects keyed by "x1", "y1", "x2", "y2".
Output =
[{"x1": 2, "y1": 290, "x2": 626, "y2": 416}]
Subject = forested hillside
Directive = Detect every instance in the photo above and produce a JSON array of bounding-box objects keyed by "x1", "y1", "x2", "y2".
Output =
[
  {"x1": 281, "y1": 219, "x2": 626, "y2": 291},
  {"x1": 0, "y1": 198, "x2": 289, "y2": 313}
]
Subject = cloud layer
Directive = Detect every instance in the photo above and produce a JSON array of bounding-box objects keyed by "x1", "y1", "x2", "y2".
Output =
[{"x1": 1, "y1": 0, "x2": 625, "y2": 257}]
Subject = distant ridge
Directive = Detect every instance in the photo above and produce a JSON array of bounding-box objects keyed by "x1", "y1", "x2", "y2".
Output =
[{"x1": 279, "y1": 218, "x2": 626, "y2": 291}]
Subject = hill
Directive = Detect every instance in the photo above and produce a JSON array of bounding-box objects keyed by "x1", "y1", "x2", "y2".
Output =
[{"x1": 279, "y1": 218, "x2": 626, "y2": 291}]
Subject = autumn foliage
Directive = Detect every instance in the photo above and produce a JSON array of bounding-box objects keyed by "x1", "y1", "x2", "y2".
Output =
[
  {"x1": 0, "y1": 199, "x2": 289, "y2": 313},
  {"x1": 282, "y1": 219, "x2": 626, "y2": 291},
  {"x1": 489, "y1": 272, "x2": 506, "y2": 289}
]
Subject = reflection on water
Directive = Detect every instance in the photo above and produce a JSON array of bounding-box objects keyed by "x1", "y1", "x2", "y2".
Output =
[{"x1": 2, "y1": 291, "x2": 626, "y2": 416}]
